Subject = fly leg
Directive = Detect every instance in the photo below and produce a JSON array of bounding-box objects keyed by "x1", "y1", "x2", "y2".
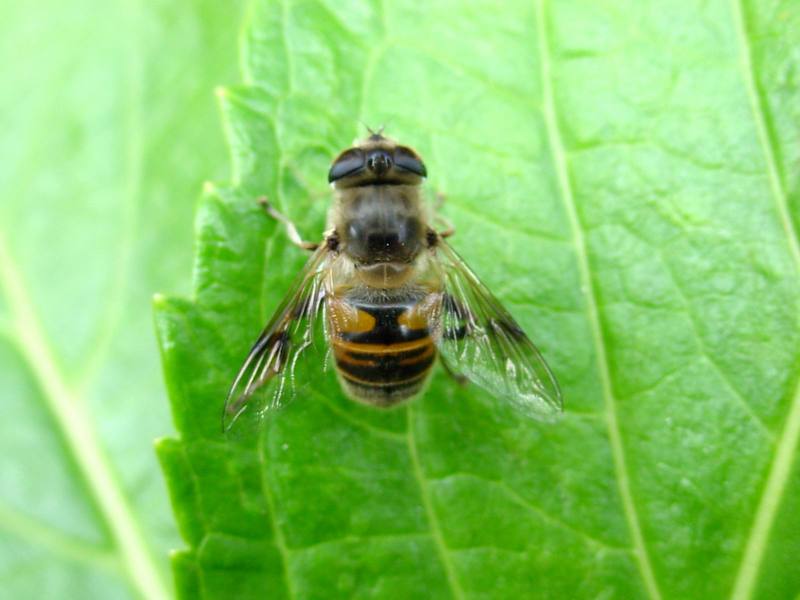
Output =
[
  {"x1": 257, "y1": 197, "x2": 320, "y2": 251},
  {"x1": 436, "y1": 217, "x2": 456, "y2": 239}
]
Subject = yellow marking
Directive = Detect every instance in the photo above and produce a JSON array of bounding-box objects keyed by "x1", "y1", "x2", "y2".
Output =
[
  {"x1": 332, "y1": 347, "x2": 374, "y2": 366},
  {"x1": 333, "y1": 342, "x2": 435, "y2": 366},
  {"x1": 398, "y1": 295, "x2": 438, "y2": 330},
  {"x1": 332, "y1": 337, "x2": 432, "y2": 355},
  {"x1": 327, "y1": 298, "x2": 375, "y2": 334}
]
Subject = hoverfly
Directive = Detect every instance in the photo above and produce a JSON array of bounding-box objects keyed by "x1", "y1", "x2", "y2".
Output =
[{"x1": 224, "y1": 132, "x2": 562, "y2": 431}]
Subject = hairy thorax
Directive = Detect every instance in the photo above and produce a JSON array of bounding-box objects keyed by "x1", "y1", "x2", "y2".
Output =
[{"x1": 332, "y1": 184, "x2": 426, "y2": 288}]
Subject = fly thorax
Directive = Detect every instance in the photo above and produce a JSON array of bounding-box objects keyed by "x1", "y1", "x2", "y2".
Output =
[{"x1": 336, "y1": 186, "x2": 425, "y2": 280}]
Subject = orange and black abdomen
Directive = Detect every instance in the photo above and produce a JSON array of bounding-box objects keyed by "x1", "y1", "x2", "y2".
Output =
[{"x1": 328, "y1": 295, "x2": 436, "y2": 406}]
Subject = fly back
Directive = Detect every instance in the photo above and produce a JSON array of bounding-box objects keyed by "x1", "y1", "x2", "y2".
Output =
[{"x1": 326, "y1": 133, "x2": 438, "y2": 404}]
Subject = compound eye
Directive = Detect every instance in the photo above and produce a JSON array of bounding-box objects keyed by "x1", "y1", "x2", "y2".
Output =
[
  {"x1": 393, "y1": 146, "x2": 427, "y2": 177},
  {"x1": 328, "y1": 149, "x2": 365, "y2": 182}
]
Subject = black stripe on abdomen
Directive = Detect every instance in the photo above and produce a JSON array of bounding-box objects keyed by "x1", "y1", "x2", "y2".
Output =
[{"x1": 336, "y1": 349, "x2": 434, "y2": 384}]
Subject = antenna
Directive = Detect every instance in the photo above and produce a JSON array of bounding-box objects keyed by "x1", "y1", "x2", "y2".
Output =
[{"x1": 360, "y1": 122, "x2": 387, "y2": 140}]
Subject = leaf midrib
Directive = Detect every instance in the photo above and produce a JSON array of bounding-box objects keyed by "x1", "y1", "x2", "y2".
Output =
[
  {"x1": 0, "y1": 235, "x2": 169, "y2": 600},
  {"x1": 534, "y1": 1, "x2": 662, "y2": 599}
]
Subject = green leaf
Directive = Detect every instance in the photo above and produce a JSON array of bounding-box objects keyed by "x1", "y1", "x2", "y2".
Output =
[
  {"x1": 155, "y1": 0, "x2": 800, "y2": 598},
  {"x1": 0, "y1": 1, "x2": 244, "y2": 598}
]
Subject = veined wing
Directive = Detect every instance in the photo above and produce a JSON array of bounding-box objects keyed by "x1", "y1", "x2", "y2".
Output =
[
  {"x1": 429, "y1": 240, "x2": 563, "y2": 419},
  {"x1": 223, "y1": 245, "x2": 333, "y2": 432}
]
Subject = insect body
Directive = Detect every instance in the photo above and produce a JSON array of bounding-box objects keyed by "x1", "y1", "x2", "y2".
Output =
[
  {"x1": 224, "y1": 133, "x2": 562, "y2": 430},
  {"x1": 328, "y1": 291, "x2": 438, "y2": 406}
]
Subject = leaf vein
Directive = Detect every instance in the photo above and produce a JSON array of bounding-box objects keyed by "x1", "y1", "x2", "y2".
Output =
[
  {"x1": 0, "y1": 235, "x2": 170, "y2": 600},
  {"x1": 729, "y1": 0, "x2": 800, "y2": 594},
  {"x1": 287, "y1": 531, "x2": 429, "y2": 554},
  {"x1": 660, "y1": 255, "x2": 776, "y2": 440},
  {"x1": 433, "y1": 472, "x2": 630, "y2": 553},
  {"x1": 258, "y1": 431, "x2": 296, "y2": 600},
  {"x1": 0, "y1": 502, "x2": 119, "y2": 574},
  {"x1": 533, "y1": 2, "x2": 662, "y2": 598},
  {"x1": 406, "y1": 406, "x2": 464, "y2": 600}
]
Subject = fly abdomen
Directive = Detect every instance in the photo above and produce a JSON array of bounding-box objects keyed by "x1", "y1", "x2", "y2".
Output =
[{"x1": 328, "y1": 296, "x2": 436, "y2": 406}]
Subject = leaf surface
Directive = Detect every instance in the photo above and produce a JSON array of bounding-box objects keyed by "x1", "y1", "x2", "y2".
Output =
[
  {"x1": 155, "y1": 0, "x2": 800, "y2": 598},
  {"x1": 0, "y1": 1, "x2": 244, "y2": 598}
]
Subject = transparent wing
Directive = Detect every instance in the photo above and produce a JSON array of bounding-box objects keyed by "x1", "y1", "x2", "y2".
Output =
[
  {"x1": 429, "y1": 240, "x2": 563, "y2": 419},
  {"x1": 223, "y1": 245, "x2": 332, "y2": 432}
]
